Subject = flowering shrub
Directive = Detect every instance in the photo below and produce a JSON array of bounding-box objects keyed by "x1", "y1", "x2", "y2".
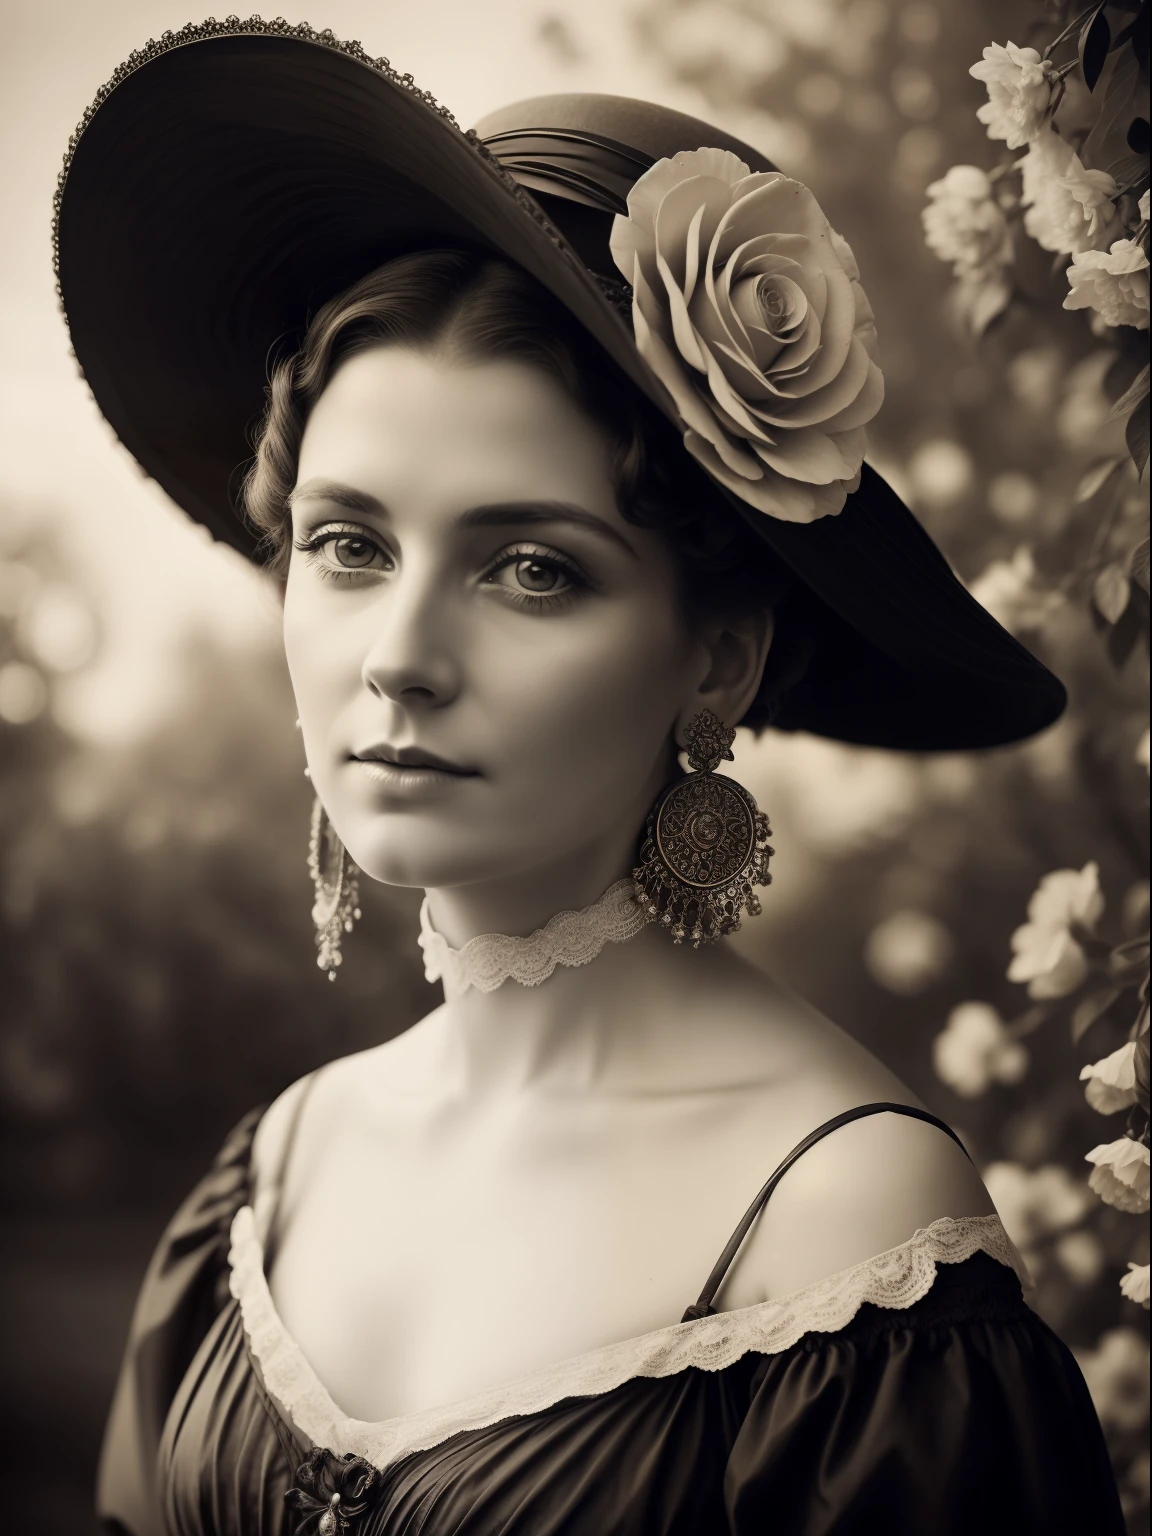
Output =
[{"x1": 922, "y1": 0, "x2": 1151, "y2": 1338}]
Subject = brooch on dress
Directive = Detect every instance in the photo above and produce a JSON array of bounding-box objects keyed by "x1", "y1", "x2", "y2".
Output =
[{"x1": 285, "y1": 1448, "x2": 381, "y2": 1535}]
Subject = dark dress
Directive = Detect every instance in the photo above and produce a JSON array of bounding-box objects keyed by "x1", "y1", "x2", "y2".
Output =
[{"x1": 96, "y1": 1099, "x2": 1124, "y2": 1536}]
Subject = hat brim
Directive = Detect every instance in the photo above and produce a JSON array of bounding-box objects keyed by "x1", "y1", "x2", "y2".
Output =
[{"x1": 55, "y1": 21, "x2": 1065, "y2": 751}]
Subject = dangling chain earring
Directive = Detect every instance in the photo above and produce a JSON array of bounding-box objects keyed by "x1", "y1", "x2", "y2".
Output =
[
  {"x1": 307, "y1": 795, "x2": 361, "y2": 980},
  {"x1": 632, "y1": 709, "x2": 773, "y2": 947}
]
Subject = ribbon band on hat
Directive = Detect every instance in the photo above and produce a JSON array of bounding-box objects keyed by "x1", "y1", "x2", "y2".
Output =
[{"x1": 481, "y1": 127, "x2": 656, "y2": 215}]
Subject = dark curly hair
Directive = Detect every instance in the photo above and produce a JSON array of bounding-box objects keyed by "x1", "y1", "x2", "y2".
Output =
[{"x1": 242, "y1": 249, "x2": 822, "y2": 729}]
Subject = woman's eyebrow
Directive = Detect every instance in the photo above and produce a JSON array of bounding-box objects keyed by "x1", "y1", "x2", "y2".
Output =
[
  {"x1": 286, "y1": 478, "x2": 386, "y2": 516},
  {"x1": 461, "y1": 502, "x2": 638, "y2": 558}
]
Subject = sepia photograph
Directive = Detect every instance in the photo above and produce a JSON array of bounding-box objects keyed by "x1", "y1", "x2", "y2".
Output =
[{"x1": 1, "y1": 0, "x2": 1148, "y2": 1531}]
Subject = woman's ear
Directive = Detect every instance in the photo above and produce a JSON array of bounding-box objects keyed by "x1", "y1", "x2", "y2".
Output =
[{"x1": 684, "y1": 608, "x2": 775, "y2": 730}]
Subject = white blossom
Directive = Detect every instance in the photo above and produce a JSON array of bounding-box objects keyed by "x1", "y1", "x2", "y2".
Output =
[
  {"x1": 1007, "y1": 862, "x2": 1104, "y2": 998},
  {"x1": 863, "y1": 909, "x2": 953, "y2": 994},
  {"x1": 933, "y1": 1002, "x2": 1028, "y2": 1097},
  {"x1": 1076, "y1": 1328, "x2": 1150, "y2": 1431},
  {"x1": 1064, "y1": 238, "x2": 1151, "y2": 330},
  {"x1": 1085, "y1": 1136, "x2": 1151, "y2": 1214},
  {"x1": 1055, "y1": 1229, "x2": 1105, "y2": 1284},
  {"x1": 970, "y1": 42, "x2": 1058, "y2": 149},
  {"x1": 1080, "y1": 1040, "x2": 1139, "y2": 1114},
  {"x1": 983, "y1": 1161, "x2": 1092, "y2": 1248},
  {"x1": 1121, "y1": 1262, "x2": 1151, "y2": 1309},
  {"x1": 969, "y1": 545, "x2": 1062, "y2": 634},
  {"x1": 922, "y1": 165, "x2": 1013, "y2": 278},
  {"x1": 1020, "y1": 131, "x2": 1120, "y2": 256}
]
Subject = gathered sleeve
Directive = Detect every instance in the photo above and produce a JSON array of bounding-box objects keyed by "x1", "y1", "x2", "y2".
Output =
[
  {"x1": 96, "y1": 1107, "x2": 264, "y2": 1536},
  {"x1": 722, "y1": 1252, "x2": 1124, "y2": 1535}
]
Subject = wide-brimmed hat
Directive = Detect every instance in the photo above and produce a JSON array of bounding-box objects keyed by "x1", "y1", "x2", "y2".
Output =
[{"x1": 54, "y1": 17, "x2": 1065, "y2": 750}]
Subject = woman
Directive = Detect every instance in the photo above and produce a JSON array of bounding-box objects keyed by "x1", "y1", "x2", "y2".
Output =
[{"x1": 55, "y1": 18, "x2": 1124, "y2": 1536}]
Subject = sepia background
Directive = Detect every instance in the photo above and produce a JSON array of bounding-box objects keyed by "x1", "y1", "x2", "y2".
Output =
[{"x1": 1, "y1": 0, "x2": 1148, "y2": 1530}]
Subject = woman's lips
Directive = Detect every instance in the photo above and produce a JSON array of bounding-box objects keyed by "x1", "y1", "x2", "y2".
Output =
[{"x1": 349, "y1": 746, "x2": 479, "y2": 797}]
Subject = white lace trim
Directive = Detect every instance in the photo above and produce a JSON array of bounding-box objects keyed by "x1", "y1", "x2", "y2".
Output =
[
  {"x1": 227, "y1": 1206, "x2": 1030, "y2": 1472},
  {"x1": 418, "y1": 878, "x2": 650, "y2": 994}
]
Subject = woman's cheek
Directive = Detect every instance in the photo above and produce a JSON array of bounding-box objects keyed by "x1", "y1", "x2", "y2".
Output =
[{"x1": 483, "y1": 602, "x2": 687, "y2": 791}]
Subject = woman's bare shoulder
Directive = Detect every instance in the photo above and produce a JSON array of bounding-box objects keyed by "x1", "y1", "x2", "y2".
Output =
[{"x1": 712, "y1": 982, "x2": 996, "y2": 1309}]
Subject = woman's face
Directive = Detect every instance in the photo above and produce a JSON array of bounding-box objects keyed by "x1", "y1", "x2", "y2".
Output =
[{"x1": 283, "y1": 345, "x2": 709, "y2": 895}]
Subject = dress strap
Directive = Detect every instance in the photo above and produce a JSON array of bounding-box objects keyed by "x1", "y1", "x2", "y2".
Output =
[
  {"x1": 680, "y1": 1101, "x2": 971, "y2": 1322},
  {"x1": 261, "y1": 1069, "x2": 322, "y2": 1275}
]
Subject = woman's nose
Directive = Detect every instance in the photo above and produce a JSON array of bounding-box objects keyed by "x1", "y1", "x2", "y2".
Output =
[{"x1": 360, "y1": 568, "x2": 461, "y2": 708}]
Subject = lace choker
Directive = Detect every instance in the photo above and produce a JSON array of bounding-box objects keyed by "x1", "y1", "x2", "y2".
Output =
[{"x1": 418, "y1": 879, "x2": 650, "y2": 995}]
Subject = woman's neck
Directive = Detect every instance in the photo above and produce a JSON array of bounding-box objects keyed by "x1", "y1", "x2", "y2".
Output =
[{"x1": 418, "y1": 849, "x2": 769, "y2": 1102}]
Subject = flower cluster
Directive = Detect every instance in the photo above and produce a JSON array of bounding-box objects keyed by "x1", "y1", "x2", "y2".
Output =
[
  {"x1": 1080, "y1": 1041, "x2": 1139, "y2": 1115},
  {"x1": 969, "y1": 42, "x2": 1059, "y2": 151},
  {"x1": 932, "y1": 1002, "x2": 1027, "y2": 1098},
  {"x1": 1086, "y1": 1137, "x2": 1151, "y2": 1215},
  {"x1": 928, "y1": 33, "x2": 1149, "y2": 342},
  {"x1": 921, "y1": 166, "x2": 1013, "y2": 335},
  {"x1": 1007, "y1": 862, "x2": 1103, "y2": 999},
  {"x1": 1019, "y1": 131, "x2": 1119, "y2": 257},
  {"x1": 1065, "y1": 239, "x2": 1150, "y2": 332}
]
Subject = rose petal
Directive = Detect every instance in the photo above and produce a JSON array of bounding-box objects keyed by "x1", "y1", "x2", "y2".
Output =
[
  {"x1": 609, "y1": 213, "x2": 657, "y2": 290},
  {"x1": 656, "y1": 247, "x2": 709, "y2": 373},
  {"x1": 818, "y1": 355, "x2": 885, "y2": 432},
  {"x1": 625, "y1": 148, "x2": 748, "y2": 231},
  {"x1": 752, "y1": 423, "x2": 858, "y2": 483},
  {"x1": 686, "y1": 430, "x2": 849, "y2": 523},
  {"x1": 631, "y1": 260, "x2": 723, "y2": 439},
  {"x1": 758, "y1": 331, "x2": 873, "y2": 426},
  {"x1": 712, "y1": 181, "x2": 859, "y2": 394},
  {"x1": 652, "y1": 175, "x2": 732, "y2": 293}
]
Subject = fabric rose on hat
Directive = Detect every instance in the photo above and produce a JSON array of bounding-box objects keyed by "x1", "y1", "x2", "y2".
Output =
[{"x1": 609, "y1": 149, "x2": 883, "y2": 523}]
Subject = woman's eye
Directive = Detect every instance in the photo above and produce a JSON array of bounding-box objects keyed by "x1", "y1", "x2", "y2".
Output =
[
  {"x1": 512, "y1": 558, "x2": 565, "y2": 593},
  {"x1": 293, "y1": 527, "x2": 391, "y2": 576},
  {"x1": 327, "y1": 535, "x2": 384, "y2": 570},
  {"x1": 486, "y1": 552, "x2": 578, "y2": 601}
]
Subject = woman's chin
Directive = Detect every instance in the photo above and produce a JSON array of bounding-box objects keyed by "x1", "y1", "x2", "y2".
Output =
[{"x1": 343, "y1": 821, "x2": 539, "y2": 893}]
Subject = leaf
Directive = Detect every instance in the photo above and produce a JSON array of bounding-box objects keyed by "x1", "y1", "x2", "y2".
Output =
[
  {"x1": 1076, "y1": 456, "x2": 1125, "y2": 501},
  {"x1": 1094, "y1": 563, "x2": 1132, "y2": 622},
  {"x1": 1128, "y1": 116, "x2": 1151, "y2": 154},
  {"x1": 1107, "y1": 581, "x2": 1150, "y2": 667},
  {"x1": 964, "y1": 276, "x2": 1012, "y2": 339},
  {"x1": 1072, "y1": 986, "x2": 1121, "y2": 1041},
  {"x1": 1107, "y1": 363, "x2": 1151, "y2": 421},
  {"x1": 1080, "y1": 5, "x2": 1112, "y2": 88},
  {"x1": 1134, "y1": 0, "x2": 1150, "y2": 70},
  {"x1": 1081, "y1": 46, "x2": 1142, "y2": 166},
  {"x1": 1135, "y1": 1027, "x2": 1150, "y2": 1114},
  {"x1": 1126, "y1": 401, "x2": 1150, "y2": 479},
  {"x1": 1104, "y1": 151, "x2": 1150, "y2": 185},
  {"x1": 1131, "y1": 538, "x2": 1151, "y2": 595}
]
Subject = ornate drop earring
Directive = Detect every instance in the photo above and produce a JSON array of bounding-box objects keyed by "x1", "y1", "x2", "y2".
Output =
[
  {"x1": 632, "y1": 709, "x2": 773, "y2": 947},
  {"x1": 307, "y1": 796, "x2": 361, "y2": 980}
]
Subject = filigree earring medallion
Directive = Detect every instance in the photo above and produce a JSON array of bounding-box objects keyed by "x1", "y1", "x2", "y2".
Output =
[
  {"x1": 632, "y1": 709, "x2": 773, "y2": 947},
  {"x1": 308, "y1": 796, "x2": 361, "y2": 980}
]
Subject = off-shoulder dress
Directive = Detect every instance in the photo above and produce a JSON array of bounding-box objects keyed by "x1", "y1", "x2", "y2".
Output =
[{"x1": 96, "y1": 1097, "x2": 1124, "y2": 1536}]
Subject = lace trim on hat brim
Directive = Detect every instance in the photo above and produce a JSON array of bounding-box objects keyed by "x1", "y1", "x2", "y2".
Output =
[{"x1": 227, "y1": 1206, "x2": 1030, "y2": 1473}]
